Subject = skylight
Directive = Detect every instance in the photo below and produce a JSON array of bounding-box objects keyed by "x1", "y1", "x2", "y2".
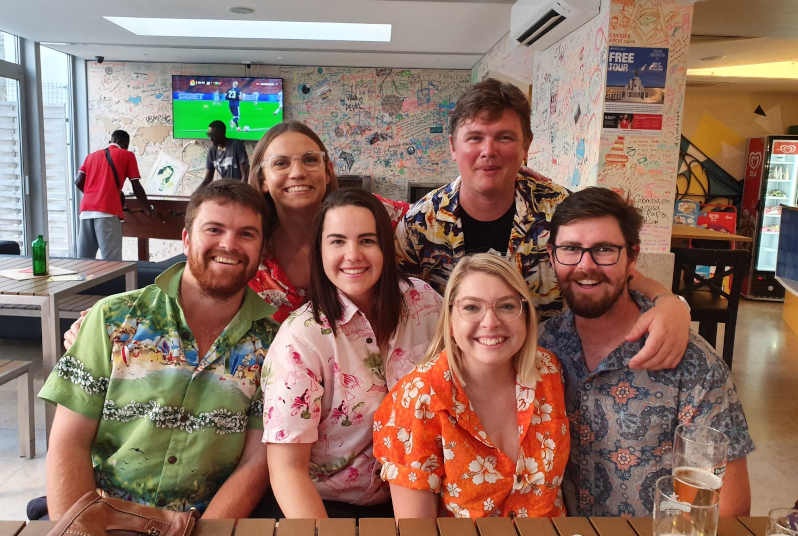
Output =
[{"x1": 104, "y1": 16, "x2": 392, "y2": 42}]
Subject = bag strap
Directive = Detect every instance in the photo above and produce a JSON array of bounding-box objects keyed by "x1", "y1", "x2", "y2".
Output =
[{"x1": 105, "y1": 147, "x2": 123, "y2": 189}]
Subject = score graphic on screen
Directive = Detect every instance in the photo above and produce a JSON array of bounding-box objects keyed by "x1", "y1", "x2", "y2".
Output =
[{"x1": 172, "y1": 75, "x2": 284, "y2": 141}]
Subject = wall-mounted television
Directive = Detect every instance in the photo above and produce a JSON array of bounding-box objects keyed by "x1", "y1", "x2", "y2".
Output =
[{"x1": 172, "y1": 75, "x2": 283, "y2": 141}]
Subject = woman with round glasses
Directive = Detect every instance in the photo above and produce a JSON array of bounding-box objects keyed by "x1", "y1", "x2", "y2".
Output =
[
  {"x1": 373, "y1": 253, "x2": 569, "y2": 518},
  {"x1": 247, "y1": 121, "x2": 407, "y2": 322}
]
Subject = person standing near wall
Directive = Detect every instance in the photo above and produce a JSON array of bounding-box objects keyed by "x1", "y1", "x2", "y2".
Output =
[
  {"x1": 201, "y1": 120, "x2": 250, "y2": 188},
  {"x1": 75, "y1": 129, "x2": 152, "y2": 260}
]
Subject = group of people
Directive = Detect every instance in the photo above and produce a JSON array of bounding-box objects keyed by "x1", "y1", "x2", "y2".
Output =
[{"x1": 43, "y1": 78, "x2": 753, "y2": 522}]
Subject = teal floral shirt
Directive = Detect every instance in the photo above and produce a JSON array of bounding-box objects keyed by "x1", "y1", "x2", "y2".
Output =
[
  {"x1": 537, "y1": 292, "x2": 754, "y2": 516},
  {"x1": 39, "y1": 263, "x2": 278, "y2": 512}
]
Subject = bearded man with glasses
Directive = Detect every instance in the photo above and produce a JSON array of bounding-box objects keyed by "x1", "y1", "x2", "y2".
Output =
[{"x1": 538, "y1": 187, "x2": 753, "y2": 518}]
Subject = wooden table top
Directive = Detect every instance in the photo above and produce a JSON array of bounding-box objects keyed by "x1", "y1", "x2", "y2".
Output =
[
  {"x1": 0, "y1": 256, "x2": 136, "y2": 297},
  {"x1": 7, "y1": 516, "x2": 769, "y2": 536},
  {"x1": 671, "y1": 224, "x2": 753, "y2": 243}
]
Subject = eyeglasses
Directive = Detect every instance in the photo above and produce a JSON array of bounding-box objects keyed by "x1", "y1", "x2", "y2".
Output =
[
  {"x1": 263, "y1": 151, "x2": 326, "y2": 173},
  {"x1": 452, "y1": 297, "x2": 527, "y2": 321},
  {"x1": 551, "y1": 244, "x2": 626, "y2": 266}
]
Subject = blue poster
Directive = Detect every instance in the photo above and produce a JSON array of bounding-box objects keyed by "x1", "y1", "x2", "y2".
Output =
[{"x1": 605, "y1": 46, "x2": 668, "y2": 104}]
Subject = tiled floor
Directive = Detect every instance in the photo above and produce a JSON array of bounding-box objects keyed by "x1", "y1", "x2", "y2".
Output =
[{"x1": 0, "y1": 300, "x2": 795, "y2": 520}]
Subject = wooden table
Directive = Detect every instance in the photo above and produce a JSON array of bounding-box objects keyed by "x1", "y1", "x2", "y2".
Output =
[
  {"x1": 671, "y1": 224, "x2": 753, "y2": 245},
  {"x1": 122, "y1": 196, "x2": 187, "y2": 261},
  {"x1": 7, "y1": 517, "x2": 769, "y2": 536},
  {"x1": 0, "y1": 255, "x2": 137, "y2": 436}
]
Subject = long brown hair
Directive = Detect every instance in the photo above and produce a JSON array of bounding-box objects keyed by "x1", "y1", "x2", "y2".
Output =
[
  {"x1": 247, "y1": 121, "x2": 339, "y2": 253},
  {"x1": 309, "y1": 189, "x2": 407, "y2": 346}
]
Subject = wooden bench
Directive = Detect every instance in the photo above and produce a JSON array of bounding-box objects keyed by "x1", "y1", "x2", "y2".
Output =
[
  {"x1": 0, "y1": 294, "x2": 103, "y2": 320},
  {"x1": 0, "y1": 359, "x2": 35, "y2": 458}
]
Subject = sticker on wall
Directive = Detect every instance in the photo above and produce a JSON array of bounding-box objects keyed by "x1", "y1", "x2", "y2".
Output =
[
  {"x1": 144, "y1": 151, "x2": 188, "y2": 195},
  {"x1": 603, "y1": 46, "x2": 668, "y2": 132}
]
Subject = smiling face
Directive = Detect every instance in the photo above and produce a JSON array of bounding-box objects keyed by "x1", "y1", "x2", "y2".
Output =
[
  {"x1": 450, "y1": 271, "x2": 527, "y2": 374},
  {"x1": 320, "y1": 205, "x2": 384, "y2": 312},
  {"x1": 257, "y1": 131, "x2": 330, "y2": 213},
  {"x1": 450, "y1": 108, "x2": 529, "y2": 203},
  {"x1": 549, "y1": 215, "x2": 636, "y2": 319},
  {"x1": 183, "y1": 199, "x2": 263, "y2": 299}
]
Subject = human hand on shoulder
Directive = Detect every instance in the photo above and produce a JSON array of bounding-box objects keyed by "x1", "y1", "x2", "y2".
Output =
[{"x1": 626, "y1": 293, "x2": 690, "y2": 370}]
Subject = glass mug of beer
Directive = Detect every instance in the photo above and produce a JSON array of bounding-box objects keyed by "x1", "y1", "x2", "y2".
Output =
[
  {"x1": 653, "y1": 475, "x2": 720, "y2": 536},
  {"x1": 672, "y1": 423, "x2": 729, "y2": 507}
]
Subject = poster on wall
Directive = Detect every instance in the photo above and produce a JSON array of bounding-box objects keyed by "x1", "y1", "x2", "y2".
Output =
[
  {"x1": 603, "y1": 46, "x2": 668, "y2": 132},
  {"x1": 144, "y1": 152, "x2": 188, "y2": 196}
]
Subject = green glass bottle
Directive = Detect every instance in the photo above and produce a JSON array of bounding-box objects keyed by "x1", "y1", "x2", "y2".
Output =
[{"x1": 32, "y1": 234, "x2": 47, "y2": 276}]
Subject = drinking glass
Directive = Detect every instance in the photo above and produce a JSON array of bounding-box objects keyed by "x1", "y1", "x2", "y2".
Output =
[
  {"x1": 768, "y1": 508, "x2": 798, "y2": 536},
  {"x1": 653, "y1": 475, "x2": 719, "y2": 536},
  {"x1": 672, "y1": 423, "x2": 728, "y2": 505}
]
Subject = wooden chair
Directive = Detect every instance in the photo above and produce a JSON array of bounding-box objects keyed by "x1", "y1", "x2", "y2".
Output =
[
  {"x1": 0, "y1": 359, "x2": 35, "y2": 458},
  {"x1": 671, "y1": 248, "x2": 750, "y2": 369}
]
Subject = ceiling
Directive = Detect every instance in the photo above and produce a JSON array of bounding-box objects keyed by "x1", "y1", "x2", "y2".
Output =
[{"x1": 3, "y1": 0, "x2": 798, "y2": 90}]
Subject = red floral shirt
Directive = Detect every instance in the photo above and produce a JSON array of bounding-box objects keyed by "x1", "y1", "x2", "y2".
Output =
[{"x1": 373, "y1": 350, "x2": 570, "y2": 518}]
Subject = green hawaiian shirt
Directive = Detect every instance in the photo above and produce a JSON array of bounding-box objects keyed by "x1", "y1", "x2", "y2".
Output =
[
  {"x1": 395, "y1": 174, "x2": 570, "y2": 320},
  {"x1": 39, "y1": 262, "x2": 277, "y2": 512}
]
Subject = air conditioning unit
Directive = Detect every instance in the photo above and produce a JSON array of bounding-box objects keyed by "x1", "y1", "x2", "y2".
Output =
[{"x1": 511, "y1": 0, "x2": 600, "y2": 50}]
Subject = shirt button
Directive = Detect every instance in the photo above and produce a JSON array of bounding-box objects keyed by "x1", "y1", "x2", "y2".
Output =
[
  {"x1": 366, "y1": 337, "x2": 373, "y2": 344},
  {"x1": 167, "y1": 456, "x2": 177, "y2": 464}
]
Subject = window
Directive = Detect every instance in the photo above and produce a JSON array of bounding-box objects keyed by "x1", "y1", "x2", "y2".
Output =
[
  {"x1": 40, "y1": 46, "x2": 76, "y2": 257},
  {"x1": 0, "y1": 76, "x2": 25, "y2": 245},
  {"x1": 0, "y1": 31, "x2": 19, "y2": 64}
]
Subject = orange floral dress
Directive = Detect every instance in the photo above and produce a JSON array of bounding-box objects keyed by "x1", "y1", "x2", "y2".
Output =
[{"x1": 373, "y1": 350, "x2": 569, "y2": 518}]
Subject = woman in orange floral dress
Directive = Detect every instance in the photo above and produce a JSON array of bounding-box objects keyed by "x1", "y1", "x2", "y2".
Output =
[{"x1": 373, "y1": 254, "x2": 570, "y2": 518}]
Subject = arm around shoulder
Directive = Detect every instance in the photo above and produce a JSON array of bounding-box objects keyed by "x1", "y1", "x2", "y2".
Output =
[{"x1": 45, "y1": 405, "x2": 100, "y2": 519}]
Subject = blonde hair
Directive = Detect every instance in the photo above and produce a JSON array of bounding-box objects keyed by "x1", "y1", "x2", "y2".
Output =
[{"x1": 425, "y1": 253, "x2": 540, "y2": 386}]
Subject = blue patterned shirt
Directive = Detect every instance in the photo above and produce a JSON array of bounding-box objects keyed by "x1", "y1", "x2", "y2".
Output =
[
  {"x1": 537, "y1": 292, "x2": 754, "y2": 516},
  {"x1": 395, "y1": 174, "x2": 570, "y2": 320}
]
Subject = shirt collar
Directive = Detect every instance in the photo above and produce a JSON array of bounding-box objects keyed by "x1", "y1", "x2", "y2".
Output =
[{"x1": 155, "y1": 261, "x2": 277, "y2": 324}]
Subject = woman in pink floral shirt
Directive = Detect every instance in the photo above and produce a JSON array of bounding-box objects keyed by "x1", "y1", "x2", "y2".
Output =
[
  {"x1": 261, "y1": 189, "x2": 441, "y2": 518},
  {"x1": 247, "y1": 121, "x2": 408, "y2": 323}
]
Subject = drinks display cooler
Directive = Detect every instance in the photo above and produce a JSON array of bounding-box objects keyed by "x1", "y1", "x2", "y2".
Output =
[{"x1": 740, "y1": 136, "x2": 798, "y2": 300}]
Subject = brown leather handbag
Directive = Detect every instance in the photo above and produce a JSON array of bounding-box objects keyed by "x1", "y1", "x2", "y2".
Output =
[{"x1": 46, "y1": 490, "x2": 199, "y2": 536}]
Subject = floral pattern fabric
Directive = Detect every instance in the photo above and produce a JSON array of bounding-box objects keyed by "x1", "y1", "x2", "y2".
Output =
[
  {"x1": 537, "y1": 292, "x2": 754, "y2": 516},
  {"x1": 248, "y1": 194, "x2": 409, "y2": 324},
  {"x1": 261, "y1": 277, "x2": 441, "y2": 505},
  {"x1": 38, "y1": 263, "x2": 278, "y2": 512},
  {"x1": 395, "y1": 175, "x2": 570, "y2": 321},
  {"x1": 373, "y1": 350, "x2": 570, "y2": 518}
]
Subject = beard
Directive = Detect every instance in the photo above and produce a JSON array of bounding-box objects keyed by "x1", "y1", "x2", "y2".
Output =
[
  {"x1": 187, "y1": 249, "x2": 255, "y2": 300},
  {"x1": 561, "y1": 274, "x2": 628, "y2": 319}
]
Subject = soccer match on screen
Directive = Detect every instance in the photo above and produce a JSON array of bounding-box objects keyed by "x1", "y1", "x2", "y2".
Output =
[{"x1": 172, "y1": 75, "x2": 284, "y2": 141}]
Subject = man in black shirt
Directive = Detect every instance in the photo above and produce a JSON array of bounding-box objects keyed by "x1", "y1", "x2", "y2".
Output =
[{"x1": 201, "y1": 120, "x2": 250, "y2": 188}]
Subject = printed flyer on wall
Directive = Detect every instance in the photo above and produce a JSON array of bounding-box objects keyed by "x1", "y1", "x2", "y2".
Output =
[{"x1": 604, "y1": 46, "x2": 669, "y2": 131}]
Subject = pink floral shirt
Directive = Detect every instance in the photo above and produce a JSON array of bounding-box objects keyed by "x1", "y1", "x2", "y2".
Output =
[{"x1": 261, "y1": 277, "x2": 441, "y2": 505}]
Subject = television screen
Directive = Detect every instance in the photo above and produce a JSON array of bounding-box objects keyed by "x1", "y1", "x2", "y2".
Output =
[{"x1": 172, "y1": 75, "x2": 283, "y2": 141}]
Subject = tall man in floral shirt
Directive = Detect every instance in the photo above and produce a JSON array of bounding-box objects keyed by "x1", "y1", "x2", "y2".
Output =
[
  {"x1": 395, "y1": 77, "x2": 691, "y2": 369},
  {"x1": 40, "y1": 180, "x2": 277, "y2": 519},
  {"x1": 537, "y1": 187, "x2": 753, "y2": 517}
]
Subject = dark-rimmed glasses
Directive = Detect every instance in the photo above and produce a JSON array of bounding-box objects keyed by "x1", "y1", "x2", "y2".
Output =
[
  {"x1": 452, "y1": 297, "x2": 527, "y2": 321},
  {"x1": 551, "y1": 244, "x2": 626, "y2": 266}
]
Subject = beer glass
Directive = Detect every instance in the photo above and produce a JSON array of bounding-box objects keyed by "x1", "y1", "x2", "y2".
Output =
[
  {"x1": 672, "y1": 423, "x2": 728, "y2": 506},
  {"x1": 653, "y1": 475, "x2": 719, "y2": 536},
  {"x1": 768, "y1": 508, "x2": 798, "y2": 536}
]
